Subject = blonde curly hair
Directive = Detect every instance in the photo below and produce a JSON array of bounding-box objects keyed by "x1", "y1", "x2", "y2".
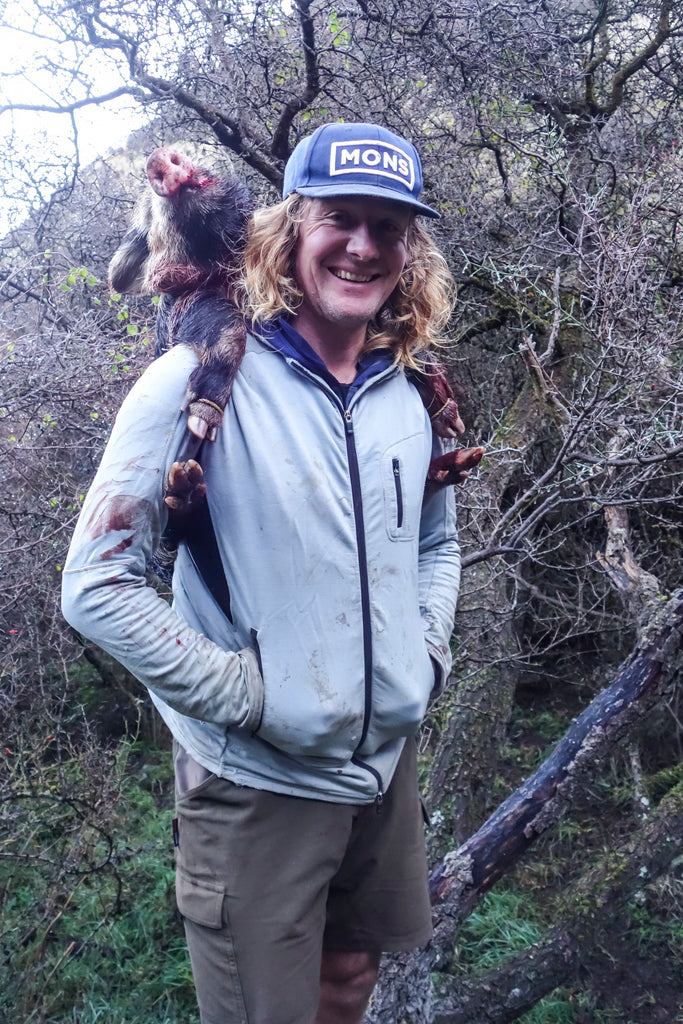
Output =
[{"x1": 239, "y1": 193, "x2": 455, "y2": 368}]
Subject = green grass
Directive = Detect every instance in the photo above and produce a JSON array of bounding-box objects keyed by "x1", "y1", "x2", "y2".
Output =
[
  {"x1": 519, "y1": 994, "x2": 576, "y2": 1024},
  {"x1": 452, "y1": 888, "x2": 577, "y2": 1023},
  {"x1": 452, "y1": 888, "x2": 546, "y2": 971},
  {"x1": 0, "y1": 737, "x2": 200, "y2": 1024}
]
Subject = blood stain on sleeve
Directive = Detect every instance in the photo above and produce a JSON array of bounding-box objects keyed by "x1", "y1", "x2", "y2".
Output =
[
  {"x1": 80, "y1": 490, "x2": 156, "y2": 561},
  {"x1": 83, "y1": 492, "x2": 154, "y2": 539},
  {"x1": 101, "y1": 535, "x2": 135, "y2": 559}
]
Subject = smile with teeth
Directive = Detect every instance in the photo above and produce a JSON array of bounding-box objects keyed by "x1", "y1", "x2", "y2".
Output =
[{"x1": 331, "y1": 268, "x2": 377, "y2": 283}]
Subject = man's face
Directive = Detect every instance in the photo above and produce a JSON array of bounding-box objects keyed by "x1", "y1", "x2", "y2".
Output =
[{"x1": 292, "y1": 196, "x2": 412, "y2": 342}]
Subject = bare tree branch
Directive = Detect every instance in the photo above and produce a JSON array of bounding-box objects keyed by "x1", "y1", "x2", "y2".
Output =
[
  {"x1": 0, "y1": 87, "x2": 133, "y2": 116},
  {"x1": 271, "y1": 0, "x2": 321, "y2": 160}
]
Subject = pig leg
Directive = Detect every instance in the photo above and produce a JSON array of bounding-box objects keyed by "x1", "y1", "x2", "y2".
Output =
[
  {"x1": 409, "y1": 350, "x2": 466, "y2": 438},
  {"x1": 183, "y1": 318, "x2": 246, "y2": 439},
  {"x1": 108, "y1": 217, "x2": 151, "y2": 294},
  {"x1": 169, "y1": 292, "x2": 247, "y2": 440}
]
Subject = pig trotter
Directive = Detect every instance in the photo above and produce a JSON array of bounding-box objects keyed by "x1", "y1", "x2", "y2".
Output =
[
  {"x1": 427, "y1": 446, "x2": 485, "y2": 487},
  {"x1": 162, "y1": 458, "x2": 207, "y2": 547},
  {"x1": 149, "y1": 459, "x2": 207, "y2": 582},
  {"x1": 164, "y1": 459, "x2": 207, "y2": 529},
  {"x1": 185, "y1": 396, "x2": 225, "y2": 440}
]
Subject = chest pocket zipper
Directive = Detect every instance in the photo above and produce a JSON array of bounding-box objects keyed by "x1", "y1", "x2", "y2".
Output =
[{"x1": 392, "y1": 457, "x2": 404, "y2": 530}]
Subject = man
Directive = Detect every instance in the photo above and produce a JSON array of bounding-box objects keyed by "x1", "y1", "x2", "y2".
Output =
[{"x1": 62, "y1": 122, "x2": 461, "y2": 1024}]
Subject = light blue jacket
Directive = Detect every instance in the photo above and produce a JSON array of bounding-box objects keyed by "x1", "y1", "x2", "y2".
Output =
[{"x1": 62, "y1": 325, "x2": 461, "y2": 803}]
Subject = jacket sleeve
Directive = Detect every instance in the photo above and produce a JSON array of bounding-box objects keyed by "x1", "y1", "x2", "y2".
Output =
[
  {"x1": 418, "y1": 436, "x2": 461, "y2": 696},
  {"x1": 61, "y1": 347, "x2": 263, "y2": 730}
]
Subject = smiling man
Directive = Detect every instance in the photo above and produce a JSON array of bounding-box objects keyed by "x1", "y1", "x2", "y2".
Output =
[
  {"x1": 62, "y1": 123, "x2": 461, "y2": 1024},
  {"x1": 291, "y1": 196, "x2": 412, "y2": 378}
]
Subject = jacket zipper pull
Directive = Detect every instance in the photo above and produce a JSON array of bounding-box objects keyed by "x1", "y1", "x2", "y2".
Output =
[
  {"x1": 375, "y1": 787, "x2": 384, "y2": 813},
  {"x1": 392, "y1": 457, "x2": 404, "y2": 529}
]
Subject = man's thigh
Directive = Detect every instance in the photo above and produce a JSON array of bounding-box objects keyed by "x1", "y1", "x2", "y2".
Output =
[
  {"x1": 174, "y1": 768, "x2": 356, "y2": 1024},
  {"x1": 324, "y1": 738, "x2": 433, "y2": 953}
]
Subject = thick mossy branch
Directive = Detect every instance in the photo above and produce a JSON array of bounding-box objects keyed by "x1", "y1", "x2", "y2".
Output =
[
  {"x1": 366, "y1": 591, "x2": 682, "y2": 1024},
  {"x1": 431, "y1": 785, "x2": 683, "y2": 1024},
  {"x1": 430, "y1": 590, "x2": 683, "y2": 914}
]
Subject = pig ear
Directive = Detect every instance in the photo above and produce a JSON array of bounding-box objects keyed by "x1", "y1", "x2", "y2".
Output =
[{"x1": 108, "y1": 227, "x2": 150, "y2": 295}]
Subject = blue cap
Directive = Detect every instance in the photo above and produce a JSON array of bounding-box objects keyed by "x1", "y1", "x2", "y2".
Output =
[{"x1": 283, "y1": 122, "x2": 440, "y2": 219}]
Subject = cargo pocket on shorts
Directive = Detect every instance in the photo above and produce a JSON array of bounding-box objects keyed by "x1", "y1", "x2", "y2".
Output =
[
  {"x1": 176, "y1": 868, "x2": 249, "y2": 1024},
  {"x1": 176, "y1": 868, "x2": 225, "y2": 929}
]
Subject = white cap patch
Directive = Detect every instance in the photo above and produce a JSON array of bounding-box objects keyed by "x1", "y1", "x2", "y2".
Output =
[{"x1": 329, "y1": 140, "x2": 415, "y2": 190}]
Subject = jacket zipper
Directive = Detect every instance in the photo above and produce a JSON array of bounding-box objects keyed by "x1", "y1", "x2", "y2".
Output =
[
  {"x1": 344, "y1": 407, "x2": 374, "y2": 751},
  {"x1": 351, "y1": 754, "x2": 384, "y2": 810},
  {"x1": 283, "y1": 358, "x2": 395, "y2": 805},
  {"x1": 345, "y1": 407, "x2": 387, "y2": 808},
  {"x1": 392, "y1": 456, "x2": 404, "y2": 529}
]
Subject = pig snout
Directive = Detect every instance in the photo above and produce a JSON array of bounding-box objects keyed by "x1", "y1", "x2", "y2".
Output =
[{"x1": 146, "y1": 148, "x2": 197, "y2": 198}]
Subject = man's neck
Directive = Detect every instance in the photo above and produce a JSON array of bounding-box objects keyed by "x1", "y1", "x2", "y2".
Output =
[{"x1": 290, "y1": 312, "x2": 366, "y2": 384}]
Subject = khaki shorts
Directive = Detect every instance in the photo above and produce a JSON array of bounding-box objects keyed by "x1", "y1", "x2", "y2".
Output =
[{"x1": 173, "y1": 739, "x2": 432, "y2": 1024}]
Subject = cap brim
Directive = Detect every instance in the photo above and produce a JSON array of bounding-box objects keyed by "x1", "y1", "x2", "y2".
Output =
[{"x1": 291, "y1": 182, "x2": 441, "y2": 219}]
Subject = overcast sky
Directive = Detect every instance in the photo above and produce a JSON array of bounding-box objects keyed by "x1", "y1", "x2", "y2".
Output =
[{"x1": 0, "y1": 18, "x2": 144, "y2": 232}]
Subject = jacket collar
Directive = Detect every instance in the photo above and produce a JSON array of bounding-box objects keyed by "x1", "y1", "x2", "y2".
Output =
[{"x1": 257, "y1": 318, "x2": 395, "y2": 405}]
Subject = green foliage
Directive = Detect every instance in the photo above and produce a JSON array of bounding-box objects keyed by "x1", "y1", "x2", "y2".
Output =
[
  {"x1": 519, "y1": 994, "x2": 576, "y2": 1024},
  {"x1": 61, "y1": 266, "x2": 99, "y2": 292},
  {"x1": 0, "y1": 735, "x2": 199, "y2": 1024},
  {"x1": 107, "y1": 291, "x2": 153, "y2": 364},
  {"x1": 453, "y1": 888, "x2": 545, "y2": 971},
  {"x1": 626, "y1": 884, "x2": 683, "y2": 962},
  {"x1": 647, "y1": 762, "x2": 683, "y2": 802},
  {"x1": 452, "y1": 888, "x2": 576, "y2": 1022}
]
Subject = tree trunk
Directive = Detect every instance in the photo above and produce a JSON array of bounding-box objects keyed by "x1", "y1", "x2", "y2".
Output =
[
  {"x1": 426, "y1": 381, "x2": 550, "y2": 851},
  {"x1": 426, "y1": 553, "x2": 518, "y2": 853}
]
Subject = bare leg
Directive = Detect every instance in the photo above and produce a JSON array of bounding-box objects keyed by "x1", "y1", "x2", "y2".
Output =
[{"x1": 315, "y1": 950, "x2": 381, "y2": 1024}]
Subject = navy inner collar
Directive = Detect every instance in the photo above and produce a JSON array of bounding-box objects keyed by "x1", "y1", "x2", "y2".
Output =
[{"x1": 260, "y1": 318, "x2": 395, "y2": 406}]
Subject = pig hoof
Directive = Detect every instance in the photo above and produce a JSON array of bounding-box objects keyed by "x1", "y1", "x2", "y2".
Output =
[
  {"x1": 185, "y1": 396, "x2": 224, "y2": 434},
  {"x1": 427, "y1": 446, "x2": 486, "y2": 488}
]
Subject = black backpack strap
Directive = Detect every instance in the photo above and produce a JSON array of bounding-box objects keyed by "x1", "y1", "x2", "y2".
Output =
[
  {"x1": 175, "y1": 429, "x2": 204, "y2": 465},
  {"x1": 173, "y1": 430, "x2": 233, "y2": 623}
]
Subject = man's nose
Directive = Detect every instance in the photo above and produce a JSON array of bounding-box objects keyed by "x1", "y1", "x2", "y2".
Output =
[{"x1": 347, "y1": 222, "x2": 380, "y2": 260}]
